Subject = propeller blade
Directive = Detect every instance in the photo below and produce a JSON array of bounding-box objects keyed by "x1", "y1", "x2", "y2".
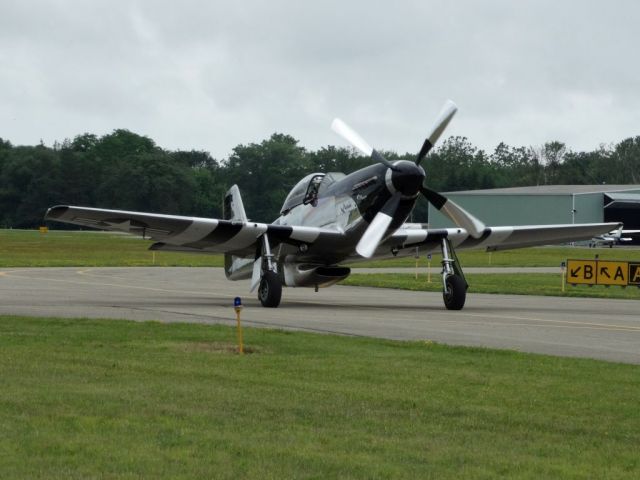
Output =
[
  {"x1": 420, "y1": 186, "x2": 486, "y2": 238},
  {"x1": 416, "y1": 100, "x2": 458, "y2": 165},
  {"x1": 356, "y1": 192, "x2": 401, "y2": 258},
  {"x1": 331, "y1": 118, "x2": 373, "y2": 156},
  {"x1": 332, "y1": 118, "x2": 398, "y2": 171}
]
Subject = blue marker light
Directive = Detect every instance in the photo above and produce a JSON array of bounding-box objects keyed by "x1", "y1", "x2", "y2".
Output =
[{"x1": 234, "y1": 297, "x2": 242, "y2": 307}]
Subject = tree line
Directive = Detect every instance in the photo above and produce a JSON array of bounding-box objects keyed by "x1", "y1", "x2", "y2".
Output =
[{"x1": 1, "y1": 129, "x2": 639, "y2": 228}]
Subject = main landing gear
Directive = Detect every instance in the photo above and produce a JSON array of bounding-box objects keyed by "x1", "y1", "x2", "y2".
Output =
[
  {"x1": 257, "y1": 234, "x2": 282, "y2": 308},
  {"x1": 440, "y1": 238, "x2": 468, "y2": 310}
]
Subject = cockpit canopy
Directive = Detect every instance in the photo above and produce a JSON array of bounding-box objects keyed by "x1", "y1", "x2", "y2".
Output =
[
  {"x1": 280, "y1": 173, "x2": 325, "y2": 215},
  {"x1": 280, "y1": 172, "x2": 347, "y2": 215}
]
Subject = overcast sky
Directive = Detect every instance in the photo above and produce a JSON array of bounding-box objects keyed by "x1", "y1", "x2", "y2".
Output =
[{"x1": 2, "y1": 0, "x2": 639, "y2": 159}]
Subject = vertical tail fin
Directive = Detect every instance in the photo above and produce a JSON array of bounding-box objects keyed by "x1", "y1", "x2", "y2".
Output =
[
  {"x1": 223, "y1": 185, "x2": 252, "y2": 280},
  {"x1": 223, "y1": 184, "x2": 248, "y2": 222}
]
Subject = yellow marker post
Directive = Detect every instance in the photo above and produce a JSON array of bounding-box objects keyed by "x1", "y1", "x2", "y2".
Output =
[
  {"x1": 233, "y1": 297, "x2": 244, "y2": 355},
  {"x1": 561, "y1": 261, "x2": 566, "y2": 292},
  {"x1": 427, "y1": 253, "x2": 432, "y2": 283}
]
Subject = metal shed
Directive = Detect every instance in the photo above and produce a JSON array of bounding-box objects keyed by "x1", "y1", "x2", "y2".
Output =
[{"x1": 428, "y1": 185, "x2": 640, "y2": 229}]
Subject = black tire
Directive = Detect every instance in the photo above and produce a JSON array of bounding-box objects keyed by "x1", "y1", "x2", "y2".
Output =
[
  {"x1": 258, "y1": 271, "x2": 282, "y2": 308},
  {"x1": 443, "y1": 275, "x2": 466, "y2": 310}
]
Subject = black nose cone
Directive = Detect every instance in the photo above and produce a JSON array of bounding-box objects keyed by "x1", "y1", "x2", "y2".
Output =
[{"x1": 391, "y1": 161, "x2": 425, "y2": 196}]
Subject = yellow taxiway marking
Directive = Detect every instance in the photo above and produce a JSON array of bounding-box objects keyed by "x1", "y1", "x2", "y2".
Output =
[
  {"x1": 455, "y1": 311, "x2": 640, "y2": 332},
  {"x1": 1, "y1": 269, "x2": 236, "y2": 299},
  {"x1": 285, "y1": 299, "x2": 640, "y2": 333},
  {"x1": 421, "y1": 317, "x2": 640, "y2": 333}
]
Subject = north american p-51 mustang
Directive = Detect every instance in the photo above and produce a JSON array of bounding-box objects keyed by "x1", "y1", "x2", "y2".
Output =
[{"x1": 46, "y1": 101, "x2": 619, "y2": 310}]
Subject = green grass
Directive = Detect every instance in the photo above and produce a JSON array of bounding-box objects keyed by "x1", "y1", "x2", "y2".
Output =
[
  {"x1": 343, "y1": 273, "x2": 640, "y2": 299},
  {"x1": 0, "y1": 229, "x2": 223, "y2": 267},
  {"x1": 1, "y1": 315, "x2": 639, "y2": 479}
]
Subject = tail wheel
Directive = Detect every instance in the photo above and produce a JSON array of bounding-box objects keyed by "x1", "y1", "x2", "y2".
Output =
[
  {"x1": 258, "y1": 271, "x2": 282, "y2": 308},
  {"x1": 443, "y1": 275, "x2": 466, "y2": 310}
]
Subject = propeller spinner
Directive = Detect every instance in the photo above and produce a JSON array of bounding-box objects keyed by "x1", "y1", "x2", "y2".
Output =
[{"x1": 332, "y1": 100, "x2": 486, "y2": 258}]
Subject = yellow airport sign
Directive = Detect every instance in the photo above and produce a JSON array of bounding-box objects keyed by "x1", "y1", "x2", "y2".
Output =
[
  {"x1": 566, "y1": 259, "x2": 640, "y2": 287},
  {"x1": 629, "y1": 263, "x2": 640, "y2": 286},
  {"x1": 596, "y1": 261, "x2": 627, "y2": 286},
  {"x1": 566, "y1": 260, "x2": 597, "y2": 285}
]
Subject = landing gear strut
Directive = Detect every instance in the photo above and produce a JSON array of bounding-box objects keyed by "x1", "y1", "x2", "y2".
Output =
[
  {"x1": 440, "y1": 238, "x2": 468, "y2": 310},
  {"x1": 257, "y1": 234, "x2": 282, "y2": 308}
]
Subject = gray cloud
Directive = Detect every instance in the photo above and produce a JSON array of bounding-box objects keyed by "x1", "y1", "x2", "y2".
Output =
[{"x1": 1, "y1": 0, "x2": 639, "y2": 159}]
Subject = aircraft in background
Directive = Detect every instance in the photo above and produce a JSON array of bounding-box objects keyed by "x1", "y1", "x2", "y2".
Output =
[
  {"x1": 46, "y1": 101, "x2": 619, "y2": 310},
  {"x1": 589, "y1": 227, "x2": 640, "y2": 248}
]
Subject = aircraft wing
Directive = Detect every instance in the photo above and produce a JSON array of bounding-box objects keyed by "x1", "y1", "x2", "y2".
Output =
[
  {"x1": 387, "y1": 222, "x2": 623, "y2": 252},
  {"x1": 44, "y1": 206, "x2": 344, "y2": 256}
]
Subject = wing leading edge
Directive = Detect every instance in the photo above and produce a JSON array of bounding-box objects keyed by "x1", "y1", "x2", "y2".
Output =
[
  {"x1": 387, "y1": 222, "x2": 623, "y2": 253},
  {"x1": 45, "y1": 205, "x2": 344, "y2": 256}
]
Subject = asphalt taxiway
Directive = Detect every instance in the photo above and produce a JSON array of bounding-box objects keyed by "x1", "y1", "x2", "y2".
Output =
[{"x1": 1, "y1": 267, "x2": 638, "y2": 364}]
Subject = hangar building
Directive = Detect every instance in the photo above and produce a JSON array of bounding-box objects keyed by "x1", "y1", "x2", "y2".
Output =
[{"x1": 427, "y1": 185, "x2": 640, "y2": 230}]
